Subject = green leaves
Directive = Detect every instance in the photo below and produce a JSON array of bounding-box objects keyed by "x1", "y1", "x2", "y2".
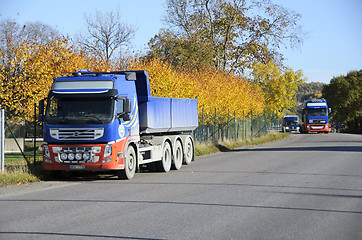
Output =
[
  {"x1": 322, "y1": 70, "x2": 362, "y2": 125},
  {"x1": 151, "y1": 0, "x2": 304, "y2": 72}
]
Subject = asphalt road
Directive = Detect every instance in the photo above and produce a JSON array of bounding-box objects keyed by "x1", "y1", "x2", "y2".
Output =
[{"x1": 0, "y1": 133, "x2": 361, "y2": 240}]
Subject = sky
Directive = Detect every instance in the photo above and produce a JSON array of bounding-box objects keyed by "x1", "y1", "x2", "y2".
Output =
[{"x1": 1, "y1": 0, "x2": 361, "y2": 83}]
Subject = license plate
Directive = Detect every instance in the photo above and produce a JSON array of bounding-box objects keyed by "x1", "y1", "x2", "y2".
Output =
[{"x1": 69, "y1": 165, "x2": 85, "y2": 170}]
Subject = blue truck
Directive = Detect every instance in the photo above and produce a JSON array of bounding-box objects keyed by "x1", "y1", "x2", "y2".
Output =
[
  {"x1": 39, "y1": 70, "x2": 198, "y2": 179},
  {"x1": 282, "y1": 115, "x2": 299, "y2": 133},
  {"x1": 301, "y1": 99, "x2": 330, "y2": 134}
]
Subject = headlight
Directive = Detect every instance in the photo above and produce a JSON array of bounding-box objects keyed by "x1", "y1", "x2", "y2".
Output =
[
  {"x1": 68, "y1": 153, "x2": 75, "y2": 161},
  {"x1": 83, "y1": 152, "x2": 90, "y2": 161},
  {"x1": 60, "y1": 152, "x2": 68, "y2": 161},
  {"x1": 104, "y1": 144, "x2": 112, "y2": 158},
  {"x1": 75, "y1": 153, "x2": 82, "y2": 161}
]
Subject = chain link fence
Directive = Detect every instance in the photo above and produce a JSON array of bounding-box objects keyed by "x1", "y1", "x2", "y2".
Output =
[
  {"x1": 1, "y1": 104, "x2": 43, "y2": 173},
  {"x1": 195, "y1": 108, "x2": 281, "y2": 143}
]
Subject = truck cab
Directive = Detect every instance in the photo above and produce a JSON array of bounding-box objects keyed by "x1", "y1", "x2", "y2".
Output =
[
  {"x1": 39, "y1": 70, "x2": 198, "y2": 179},
  {"x1": 301, "y1": 99, "x2": 330, "y2": 134},
  {"x1": 282, "y1": 115, "x2": 299, "y2": 133}
]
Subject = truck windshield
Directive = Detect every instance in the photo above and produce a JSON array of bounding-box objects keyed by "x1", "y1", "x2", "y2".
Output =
[
  {"x1": 45, "y1": 96, "x2": 114, "y2": 125},
  {"x1": 285, "y1": 120, "x2": 298, "y2": 126},
  {"x1": 306, "y1": 108, "x2": 327, "y2": 116}
]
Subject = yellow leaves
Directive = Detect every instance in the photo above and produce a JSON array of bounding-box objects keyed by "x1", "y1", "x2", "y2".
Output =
[
  {"x1": 251, "y1": 61, "x2": 305, "y2": 116},
  {"x1": 1, "y1": 30, "x2": 266, "y2": 125},
  {"x1": 0, "y1": 35, "x2": 106, "y2": 122},
  {"x1": 126, "y1": 58, "x2": 264, "y2": 124}
]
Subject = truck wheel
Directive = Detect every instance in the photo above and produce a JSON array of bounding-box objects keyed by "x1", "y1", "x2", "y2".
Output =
[
  {"x1": 183, "y1": 136, "x2": 194, "y2": 165},
  {"x1": 172, "y1": 140, "x2": 183, "y2": 170},
  {"x1": 157, "y1": 141, "x2": 172, "y2": 172},
  {"x1": 118, "y1": 146, "x2": 136, "y2": 180}
]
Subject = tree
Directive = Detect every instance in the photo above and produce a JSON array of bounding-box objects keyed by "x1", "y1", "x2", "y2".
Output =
[
  {"x1": 78, "y1": 8, "x2": 136, "y2": 63},
  {"x1": 21, "y1": 21, "x2": 60, "y2": 44},
  {"x1": 126, "y1": 58, "x2": 264, "y2": 123},
  {"x1": 0, "y1": 20, "x2": 103, "y2": 122},
  {"x1": 322, "y1": 70, "x2": 362, "y2": 133},
  {"x1": 251, "y1": 62, "x2": 304, "y2": 115},
  {"x1": 297, "y1": 82, "x2": 326, "y2": 103},
  {"x1": 295, "y1": 82, "x2": 326, "y2": 116},
  {"x1": 147, "y1": 0, "x2": 305, "y2": 73},
  {"x1": 0, "y1": 19, "x2": 60, "y2": 68},
  {"x1": 147, "y1": 30, "x2": 214, "y2": 71}
]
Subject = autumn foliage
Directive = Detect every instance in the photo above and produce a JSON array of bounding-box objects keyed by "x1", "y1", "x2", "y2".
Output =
[
  {"x1": 127, "y1": 58, "x2": 264, "y2": 123},
  {"x1": 1, "y1": 33, "x2": 264, "y2": 124},
  {"x1": 0, "y1": 35, "x2": 107, "y2": 121}
]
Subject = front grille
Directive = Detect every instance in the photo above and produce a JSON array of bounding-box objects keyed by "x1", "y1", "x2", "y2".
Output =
[
  {"x1": 311, "y1": 119, "x2": 326, "y2": 124},
  {"x1": 50, "y1": 128, "x2": 104, "y2": 140},
  {"x1": 310, "y1": 125, "x2": 325, "y2": 130}
]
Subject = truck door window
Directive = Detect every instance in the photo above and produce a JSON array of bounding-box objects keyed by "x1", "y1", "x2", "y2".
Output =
[{"x1": 117, "y1": 99, "x2": 124, "y2": 115}]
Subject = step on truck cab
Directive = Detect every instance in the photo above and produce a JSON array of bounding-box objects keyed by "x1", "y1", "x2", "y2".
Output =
[{"x1": 39, "y1": 70, "x2": 198, "y2": 179}]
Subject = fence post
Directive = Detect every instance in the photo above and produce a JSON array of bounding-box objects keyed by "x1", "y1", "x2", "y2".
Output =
[
  {"x1": 200, "y1": 108, "x2": 204, "y2": 142},
  {"x1": 234, "y1": 111, "x2": 237, "y2": 141},
  {"x1": 264, "y1": 109, "x2": 268, "y2": 135},
  {"x1": 242, "y1": 110, "x2": 245, "y2": 140},
  {"x1": 251, "y1": 110, "x2": 253, "y2": 142},
  {"x1": 0, "y1": 108, "x2": 4, "y2": 174},
  {"x1": 227, "y1": 109, "x2": 230, "y2": 140},
  {"x1": 33, "y1": 102, "x2": 37, "y2": 169},
  {"x1": 214, "y1": 108, "x2": 217, "y2": 142}
]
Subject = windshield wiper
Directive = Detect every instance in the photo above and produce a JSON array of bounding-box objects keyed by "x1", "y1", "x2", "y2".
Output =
[
  {"x1": 81, "y1": 114, "x2": 104, "y2": 124},
  {"x1": 58, "y1": 116, "x2": 71, "y2": 124}
]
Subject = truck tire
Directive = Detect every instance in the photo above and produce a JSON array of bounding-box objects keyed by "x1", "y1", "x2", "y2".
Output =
[
  {"x1": 183, "y1": 136, "x2": 194, "y2": 165},
  {"x1": 157, "y1": 141, "x2": 172, "y2": 172},
  {"x1": 118, "y1": 146, "x2": 136, "y2": 180},
  {"x1": 172, "y1": 140, "x2": 183, "y2": 170}
]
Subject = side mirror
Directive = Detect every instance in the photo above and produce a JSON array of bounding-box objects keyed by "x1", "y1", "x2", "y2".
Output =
[
  {"x1": 124, "y1": 99, "x2": 131, "y2": 114},
  {"x1": 123, "y1": 114, "x2": 131, "y2": 121},
  {"x1": 38, "y1": 99, "x2": 45, "y2": 121},
  {"x1": 329, "y1": 108, "x2": 332, "y2": 113},
  {"x1": 117, "y1": 97, "x2": 132, "y2": 121}
]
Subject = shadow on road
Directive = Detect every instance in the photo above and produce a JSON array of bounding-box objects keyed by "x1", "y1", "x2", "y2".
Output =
[
  {"x1": 216, "y1": 145, "x2": 362, "y2": 153},
  {"x1": 0, "y1": 231, "x2": 164, "y2": 240}
]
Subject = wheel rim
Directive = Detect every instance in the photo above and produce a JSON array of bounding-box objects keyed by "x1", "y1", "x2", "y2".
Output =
[
  {"x1": 173, "y1": 141, "x2": 183, "y2": 170},
  {"x1": 128, "y1": 153, "x2": 135, "y2": 172},
  {"x1": 162, "y1": 142, "x2": 172, "y2": 172},
  {"x1": 184, "y1": 137, "x2": 193, "y2": 165},
  {"x1": 125, "y1": 147, "x2": 136, "y2": 179}
]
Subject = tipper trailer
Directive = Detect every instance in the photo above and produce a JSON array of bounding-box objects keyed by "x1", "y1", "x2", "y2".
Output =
[{"x1": 39, "y1": 70, "x2": 198, "y2": 179}]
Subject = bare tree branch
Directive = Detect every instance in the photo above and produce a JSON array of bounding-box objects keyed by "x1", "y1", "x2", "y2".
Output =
[{"x1": 79, "y1": 8, "x2": 136, "y2": 63}]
